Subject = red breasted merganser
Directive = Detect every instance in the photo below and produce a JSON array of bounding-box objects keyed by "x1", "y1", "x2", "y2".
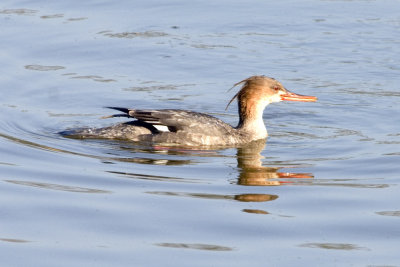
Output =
[{"x1": 63, "y1": 76, "x2": 317, "y2": 146}]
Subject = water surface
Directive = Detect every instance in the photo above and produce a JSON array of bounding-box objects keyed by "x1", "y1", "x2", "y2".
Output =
[{"x1": 1, "y1": 0, "x2": 399, "y2": 266}]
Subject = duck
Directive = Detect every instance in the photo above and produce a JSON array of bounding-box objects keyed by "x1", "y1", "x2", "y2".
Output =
[{"x1": 62, "y1": 75, "x2": 317, "y2": 146}]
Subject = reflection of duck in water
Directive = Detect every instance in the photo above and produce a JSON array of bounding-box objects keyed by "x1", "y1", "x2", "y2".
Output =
[
  {"x1": 236, "y1": 140, "x2": 313, "y2": 187},
  {"x1": 135, "y1": 141, "x2": 313, "y2": 206},
  {"x1": 62, "y1": 76, "x2": 316, "y2": 146}
]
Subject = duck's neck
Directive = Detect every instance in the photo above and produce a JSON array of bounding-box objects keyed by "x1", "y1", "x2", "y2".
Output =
[{"x1": 236, "y1": 99, "x2": 268, "y2": 139}]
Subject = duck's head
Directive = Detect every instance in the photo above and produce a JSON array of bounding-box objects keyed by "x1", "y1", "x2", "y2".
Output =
[
  {"x1": 226, "y1": 75, "x2": 317, "y2": 111},
  {"x1": 226, "y1": 76, "x2": 317, "y2": 131}
]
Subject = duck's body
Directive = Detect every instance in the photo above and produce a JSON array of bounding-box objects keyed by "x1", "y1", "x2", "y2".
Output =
[
  {"x1": 63, "y1": 76, "x2": 316, "y2": 146},
  {"x1": 74, "y1": 109, "x2": 245, "y2": 146}
]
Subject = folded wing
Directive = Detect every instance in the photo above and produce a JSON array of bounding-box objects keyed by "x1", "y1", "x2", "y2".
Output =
[{"x1": 106, "y1": 107, "x2": 234, "y2": 135}]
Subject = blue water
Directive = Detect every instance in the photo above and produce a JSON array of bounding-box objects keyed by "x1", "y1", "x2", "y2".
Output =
[{"x1": 1, "y1": 0, "x2": 399, "y2": 266}]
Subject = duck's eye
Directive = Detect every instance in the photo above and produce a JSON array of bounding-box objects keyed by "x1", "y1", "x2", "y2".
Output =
[{"x1": 273, "y1": 86, "x2": 280, "y2": 91}]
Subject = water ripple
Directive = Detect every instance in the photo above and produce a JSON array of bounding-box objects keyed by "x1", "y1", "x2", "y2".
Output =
[
  {"x1": 155, "y1": 242, "x2": 233, "y2": 251},
  {"x1": 299, "y1": 242, "x2": 370, "y2": 251},
  {"x1": 24, "y1": 65, "x2": 65, "y2": 71},
  {"x1": 5, "y1": 179, "x2": 111, "y2": 194}
]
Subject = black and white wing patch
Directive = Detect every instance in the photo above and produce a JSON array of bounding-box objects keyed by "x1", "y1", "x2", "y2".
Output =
[{"x1": 105, "y1": 107, "x2": 233, "y2": 134}]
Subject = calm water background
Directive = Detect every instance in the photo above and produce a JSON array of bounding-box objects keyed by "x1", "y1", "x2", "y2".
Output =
[{"x1": 1, "y1": 0, "x2": 399, "y2": 266}]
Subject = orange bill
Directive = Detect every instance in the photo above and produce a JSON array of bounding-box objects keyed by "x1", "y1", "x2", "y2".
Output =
[{"x1": 281, "y1": 91, "x2": 317, "y2": 102}]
